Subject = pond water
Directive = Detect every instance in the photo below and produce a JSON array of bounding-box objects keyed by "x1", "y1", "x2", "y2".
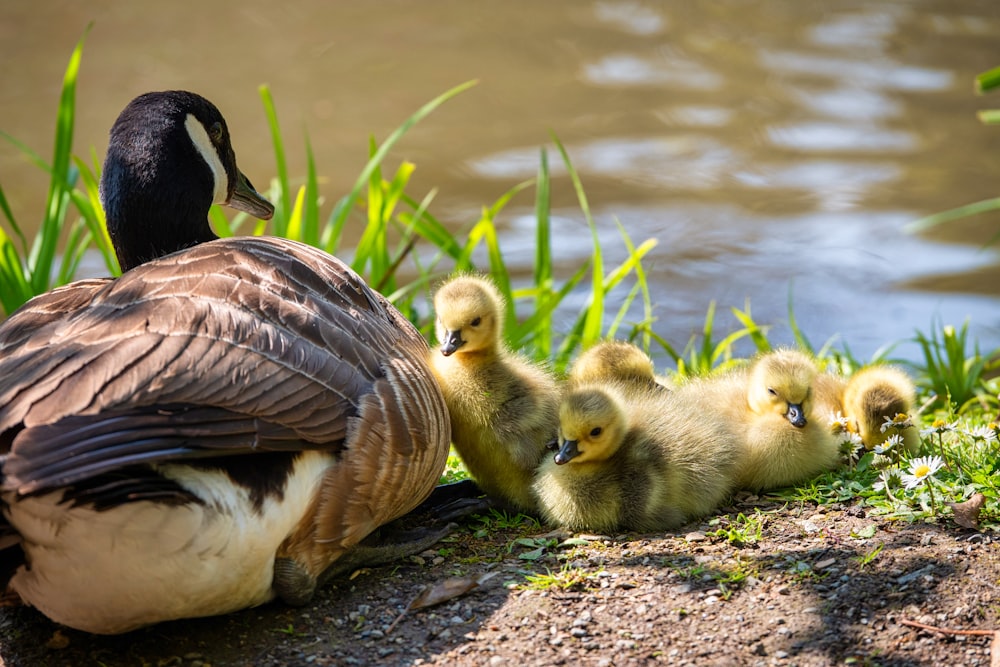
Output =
[{"x1": 2, "y1": 0, "x2": 1000, "y2": 364}]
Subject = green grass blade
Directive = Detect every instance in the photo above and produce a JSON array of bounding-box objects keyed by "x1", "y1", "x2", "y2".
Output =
[
  {"x1": 302, "y1": 128, "x2": 320, "y2": 245},
  {"x1": 511, "y1": 261, "x2": 589, "y2": 350},
  {"x1": 352, "y1": 137, "x2": 390, "y2": 279},
  {"x1": 371, "y1": 160, "x2": 418, "y2": 292},
  {"x1": 29, "y1": 26, "x2": 88, "y2": 294},
  {"x1": 324, "y1": 80, "x2": 478, "y2": 254},
  {"x1": 977, "y1": 109, "x2": 1000, "y2": 125},
  {"x1": 0, "y1": 221, "x2": 32, "y2": 315},
  {"x1": 552, "y1": 133, "x2": 603, "y2": 349},
  {"x1": 606, "y1": 282, "x2": 642, "y2": 338},
  {"x1": 258, "y1": 85, "x2": 290, "y2": 235},
  {"x1": 730, "y1": 302, "x2": 771, "y2": 352},
  {"x1": 614, "y1": 217, "x2": 654, "y2": 351},
  {"x1": 905, "y1": 197, "x2": 1000, "y2": 233},
  {"x1": 0, "y1": 181, "x2": 29, "y2": 259},
  {"x1": 285, "y1": 185, "x2": 307, "y2": 241},
  {"x1": 57, "y1": 218, "x2": 91, "y2": 284},
  {"x1": 975, "y1": 66, "x2": 1000, "y2": 94},
  {"x1": 209, "y1": 205, "x2": 235, "y2": 237},
  {"x1": 378, "y1": 186, "x2": 439, "y2": 294},
  {"x1": 398, "y1": 192, "x2": 464, "y2": 260},
  {"x1": 72, "y1": 154, "x2": 119, "y2": 275},
  {"x1": 534, "y1": 147, "x2": 553, "y2": 356}
]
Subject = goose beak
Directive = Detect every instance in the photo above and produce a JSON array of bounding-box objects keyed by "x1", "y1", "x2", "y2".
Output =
[
  {"x1": 554, "y1": 439, "x2": 580, "y2": 465},
  {"x1": 440, "y1": 330, "x2": 465, "y2": 357},
  {"x1": 786, "y1": 403, "x2": 807, "y2": 428},
  {"x1": 228, "y1": 170, "x2": 275, "y2": 220}
]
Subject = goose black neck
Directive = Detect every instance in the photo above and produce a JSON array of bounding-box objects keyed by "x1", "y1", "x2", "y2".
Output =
[{"x1": 100, "y1": 94, "x2": 221, "y2": 273}]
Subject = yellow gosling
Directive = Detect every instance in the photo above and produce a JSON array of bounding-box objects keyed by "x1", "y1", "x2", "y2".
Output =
[
  {"x1": 568, "y1": 340, "x2": 671, "y2": 392},
  {"x1": 430, "y1": 275, "x2": 560, "y2": 511},
  {"x1": 727, "y1": 349, "x2": 842, "y2": 491},
  {"x1": 842, "y1": 365, "x2": 919, "y2": 452},
  {"x1": 533, "y1": 382, "x2": 740, "y2": 533}
]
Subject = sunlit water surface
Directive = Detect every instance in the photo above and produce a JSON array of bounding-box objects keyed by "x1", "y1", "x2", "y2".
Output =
[{"x1": 2, "y1": 1, "x2": 999, "y2": 364}]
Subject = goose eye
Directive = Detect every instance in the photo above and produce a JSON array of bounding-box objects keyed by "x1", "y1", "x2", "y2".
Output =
[
  {"x1": 470, "y1": 317, "x2": 481, "y2": 327},
  {"x1": 589, "y1": 426, "x2": 602, "y2": 437},
  {"x1": 767, "y1": 387, "x2": 778, "y2": 396},
  {"x1": 208, "y1": 122, "x2": 224, "y2": 143}
]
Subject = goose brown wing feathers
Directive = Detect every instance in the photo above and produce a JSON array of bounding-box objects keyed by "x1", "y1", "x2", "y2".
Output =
[{"x1": 0, "y1": 237, "x2": 447, "y2": 509}]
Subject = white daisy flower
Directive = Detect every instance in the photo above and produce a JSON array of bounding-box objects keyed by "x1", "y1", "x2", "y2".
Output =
[
  {"x1": 874, "y1": 434, "x2": 903, "y2": 455},
  {"x1": 872, "y1": 467, "x2": 901, "y2": 492},
  {"x1": 830, "y1": 411, "x2": 851, "y2": 432},
  {"x1": 881, "y1": 412, "x2": 913, "y2": 433},
  {"x1": 840, "y1": 431, "x2": 864, "y2": 459},
  {"x1": 900, "y1": 456, "x2": 944, "y2": 490},
  {"x1": 920, "y1": 419, "x2": 957, "y2": 438},
  {"x1": 964, "y1": 425, "x2": 998, "y2": 443}
]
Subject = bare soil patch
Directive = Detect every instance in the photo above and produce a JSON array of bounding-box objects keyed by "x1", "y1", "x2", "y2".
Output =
[{"x1": 0, "y1": 494, "x2": 996, "y2": 666}]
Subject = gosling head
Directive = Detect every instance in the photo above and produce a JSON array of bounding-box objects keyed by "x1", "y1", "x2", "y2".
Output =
[
  {"x1": 555, "y1": 387, "x2": 628, "y2": 465},
  {"x1": 433, "y1": 276, "x2": 505, "y2": 357},
  {"x1": 570, "y1": 341, "x2": 658, "y2": 388},
  {"x1": 747, "y1": 350, "x2": 816, "y2": 428}
]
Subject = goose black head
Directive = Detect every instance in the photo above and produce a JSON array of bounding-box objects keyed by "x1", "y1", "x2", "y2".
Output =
[{"x1": 100, "y1": 91, "x2": 274, "y2": 272}]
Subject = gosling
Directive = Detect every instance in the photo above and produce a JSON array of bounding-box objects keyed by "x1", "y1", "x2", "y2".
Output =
[
  {"x1": 842, "y1": 365, "x2": 919, "y2": 452},
  {"x1": 533, "y1": 382, "x2": 741, "y2": 533},
  {"x1": 430, "y1": 275, "x2": 560, "y2": 512},
  {"x1": 726, "y1": 349, "x2": 843, "y2": 491},
  {"x1": 568, "y1": 340, "x2": 670, "y2": 392}
]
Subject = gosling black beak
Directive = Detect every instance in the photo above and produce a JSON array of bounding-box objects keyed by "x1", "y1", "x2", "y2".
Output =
[
  {"x1": 228, "y1": 170, "x2": 275, "y2": 220},
  {"x1": 554, "y1": 439, "x2": 580, "y2": 465},
  {"x1": 786, "y1": 403, "x2": 807, "y2": 428},
  {"x1": 440, "y1": 330, "x2": 465, "y2": 357}
]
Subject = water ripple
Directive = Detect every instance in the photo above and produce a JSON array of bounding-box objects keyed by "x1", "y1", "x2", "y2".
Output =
[
  {"x1": 583, "y1": 53, "x2": 723, "y2": 89},
  {"x1": 767, "y1": 122, "x2": 916, "y2": 152},
  {"x1": 759, "y1": 50, "x2": 952, "y2": 91}
]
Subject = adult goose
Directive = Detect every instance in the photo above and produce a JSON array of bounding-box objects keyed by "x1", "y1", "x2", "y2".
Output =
[{"x1": 0, "y1": 91, "x2": 451, "y2": 634}]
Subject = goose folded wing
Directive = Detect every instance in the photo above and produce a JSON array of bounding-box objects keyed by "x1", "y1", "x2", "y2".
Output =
[
  {"x1": 1, "y1": 404, "x2": 330, "y2": 496},
  {"x1": 0, "y1": 240, "x2": 427, "y2": 500}
]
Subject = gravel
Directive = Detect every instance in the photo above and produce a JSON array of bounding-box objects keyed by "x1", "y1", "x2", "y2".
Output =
[{"x1": 0, "y1": 495, "x2": 997, "y2": 666}]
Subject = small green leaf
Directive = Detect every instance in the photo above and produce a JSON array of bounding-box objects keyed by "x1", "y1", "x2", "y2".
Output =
[
  {"x1": 974, "y1": 65, "x2": 1000, "y2": 94},
  {"x1": 850, "y1": 524, "x2": 877, "y2": 539},
  {"x1": 518, "y1": 547, "x2": 547, "y2": 561}
]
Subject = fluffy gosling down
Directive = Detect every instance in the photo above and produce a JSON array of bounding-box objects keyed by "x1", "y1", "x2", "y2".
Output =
[
  {"x1": 729, "y1": 349, "x2": 844, "y2": 491},
  {"x1": 430, "y1": 275, "x2": 560, "y2": 511},
  {"x1": 842, "y1": 365, "x2": 919, "y2": 452},
  {"x1": 533, "y1": 382, "x2": 741, "y2": 534},
  {"x1": 568, "y1": 340, "x2": 670, "y2": 392}
]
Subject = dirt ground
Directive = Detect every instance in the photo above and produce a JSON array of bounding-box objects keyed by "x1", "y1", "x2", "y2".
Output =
[{"x1": 0, "y1": 492, "x2": 996, "y2": 667}]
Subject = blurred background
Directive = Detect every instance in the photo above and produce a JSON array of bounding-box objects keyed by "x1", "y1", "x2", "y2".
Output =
[{"x1": 2, "y1": 0, "x2": 999, "y2": 363}]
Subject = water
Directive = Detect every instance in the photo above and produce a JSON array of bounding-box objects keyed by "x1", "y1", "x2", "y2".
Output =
[{"x1": 2, "y1": 0, "x2": 999, "y2": 363}]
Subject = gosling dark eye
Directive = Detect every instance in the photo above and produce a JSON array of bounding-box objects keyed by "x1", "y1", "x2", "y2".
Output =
[
  {"x1": 767, "y1": 388, "x2": 778, "y2": 396},
  {"x1": 590, "y1": 427, "x2": 602, "y2": 437},
  {"x1": 470, "y1": 317, "x2": 481, "y2": 327}
]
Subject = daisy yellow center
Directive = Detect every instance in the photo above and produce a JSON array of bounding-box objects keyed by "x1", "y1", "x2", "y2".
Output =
[{"x1": 914, "y1": 464, "x2": 931, "y2": 478}]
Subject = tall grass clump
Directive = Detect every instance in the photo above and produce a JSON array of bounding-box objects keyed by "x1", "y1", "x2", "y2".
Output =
[
  {"x1": 913, "y1": 318, "x2": 999, "y2": 413},
  {"x1": 246, "y1": 86, "x2": 658, "y2": 362},
  {"x1": 0, "y1": 33, "x2": 657, "y2": 369},
  {"x1": 0, "y1": 26, "x2": 115, "y2": 317}
]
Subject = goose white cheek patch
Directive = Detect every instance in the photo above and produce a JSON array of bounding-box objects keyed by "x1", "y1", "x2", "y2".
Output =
[{"x1": 184, "y1": 114, "x2": 228, "y2": 204}]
